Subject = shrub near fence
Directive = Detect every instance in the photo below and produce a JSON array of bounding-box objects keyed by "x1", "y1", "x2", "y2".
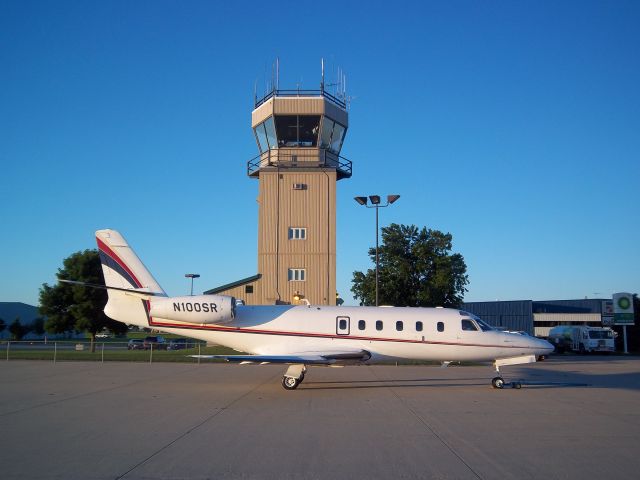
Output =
[{"x1": 0, "y1": 341, "x2": 238, "y2": 363}]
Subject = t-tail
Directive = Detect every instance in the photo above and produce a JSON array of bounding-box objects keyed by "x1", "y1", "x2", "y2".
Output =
[{"x1": 96, "y1": 229, "x2": 166, "y2": 328}]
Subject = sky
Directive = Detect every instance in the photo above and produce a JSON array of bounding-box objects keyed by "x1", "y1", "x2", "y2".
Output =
[{"x1": 1, "y1": 0, "x2": 639, "y2": 307}]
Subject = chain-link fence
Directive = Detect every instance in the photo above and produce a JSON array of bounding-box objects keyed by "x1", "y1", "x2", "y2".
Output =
[{"x1": 0, "y1": 340, "x2": 233, "y2": 363}]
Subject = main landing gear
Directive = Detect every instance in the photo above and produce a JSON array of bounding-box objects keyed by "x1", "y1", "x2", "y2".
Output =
[{"x1": 282, "y1": 364, "x2": 306, "y2": 390}]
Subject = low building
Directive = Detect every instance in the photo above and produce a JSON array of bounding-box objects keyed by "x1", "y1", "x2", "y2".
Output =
[{"x1": 462, "y1": 298, "x2": 610, "y2": 337}]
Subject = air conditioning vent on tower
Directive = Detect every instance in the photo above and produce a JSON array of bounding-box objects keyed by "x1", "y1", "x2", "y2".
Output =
[{"x1": 292, "y1": 183, "x2": 307, "y2": 190}]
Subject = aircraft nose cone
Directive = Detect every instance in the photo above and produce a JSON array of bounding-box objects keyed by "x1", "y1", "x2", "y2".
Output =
[{"x1": 535, "y1": 338, "x2": 555, "y2": 355}]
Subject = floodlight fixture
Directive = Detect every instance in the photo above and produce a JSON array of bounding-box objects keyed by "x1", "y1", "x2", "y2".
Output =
[{"x1": 353, "y1": 193, "x2": 401, "y2": 306}]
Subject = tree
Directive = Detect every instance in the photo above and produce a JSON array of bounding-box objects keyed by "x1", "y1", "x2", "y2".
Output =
[
  {"x1": 39, "y1": 249, "x2": 128, "y2": 350},
  {"x1": 0, "y1": 317, "x2": 5, "y2": 334},
  {"x1": 9, "y1": 317, "x2": 29, "y2": 340},
  {"x1": 32, "y1": 317, "x2": 45, "y2": 336},
  {"x1": 351, "y1": 223, "x2": 469, "y2": 308}
]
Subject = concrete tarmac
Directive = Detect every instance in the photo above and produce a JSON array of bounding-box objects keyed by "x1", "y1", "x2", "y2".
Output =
[{"x1": 1, "y1": 356, "x2": 639, "y2": 480}]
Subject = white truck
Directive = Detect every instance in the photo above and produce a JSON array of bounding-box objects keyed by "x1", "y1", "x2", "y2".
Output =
[{"x1": 547, "y1": 325, "x2": 616, "y2": 354}]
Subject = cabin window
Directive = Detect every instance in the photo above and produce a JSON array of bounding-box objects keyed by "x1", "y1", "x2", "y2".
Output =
[
  {"x1": 396, "y1": 321, "x2": 403, "y2": 332},
  {"x1": 437, "y1": 322, "x2": 444, "y2": 332},
  {"x1": 416, "y1": 321, "x2": 423, "y2": 332},
  {"x1": 461, "y1": 319, "x2": 479, "y2": 331},
  {"x1": 358, "y1": 320, "x2": 366, "y2": 330},
  {"x1": 376, "y1": 320, "x2": 383, "y2": 331}
]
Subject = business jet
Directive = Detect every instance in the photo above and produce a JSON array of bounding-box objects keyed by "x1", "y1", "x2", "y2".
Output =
[{"x1": 62, "y1": 229, "x2": 554, "y2": 390}]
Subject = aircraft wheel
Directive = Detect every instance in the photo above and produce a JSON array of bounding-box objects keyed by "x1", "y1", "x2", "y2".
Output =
[
  {"x1": 491, "y1": 377, "x2": 505, "y2": 389},
  {"x1": 299, "y1": 372, "x2": 305, "y2": 383},
  {"x1": 282, "y1": 376, "x2": 300, "y2": 390},
  {"x1": 512, "y1": 382, "x2": 522, "y2": 389}
]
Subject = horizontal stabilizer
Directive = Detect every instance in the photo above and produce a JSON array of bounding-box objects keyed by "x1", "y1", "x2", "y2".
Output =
[{"x1": 59, "y1": 279, "x2": 165, "y2": 299}]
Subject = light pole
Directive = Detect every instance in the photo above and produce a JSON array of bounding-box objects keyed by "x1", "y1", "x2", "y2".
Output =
[
  {"x1": 185, "y1": 273, "x2": 200, "y2": 296},
  {"x1": 354, "y1": 194, "x2": 400, "y2": 306}
]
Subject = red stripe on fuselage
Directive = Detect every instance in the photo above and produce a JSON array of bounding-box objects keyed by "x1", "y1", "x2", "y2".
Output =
[{"x1": 146, "y1": 318, "x2": 534, "y2": 350}]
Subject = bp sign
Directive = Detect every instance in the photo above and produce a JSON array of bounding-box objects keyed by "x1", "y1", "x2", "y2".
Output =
[{"x1": 613, "y1": 292, "x2": 635, "y2": 325}]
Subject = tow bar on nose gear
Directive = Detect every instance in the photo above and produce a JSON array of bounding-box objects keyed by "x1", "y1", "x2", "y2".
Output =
[{"x1": 492, "y1": 355, "x2": 536, "y2": 389}]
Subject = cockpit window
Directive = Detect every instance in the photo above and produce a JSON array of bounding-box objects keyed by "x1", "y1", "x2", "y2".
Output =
[
  {"x1": 461, "y1": 319, "x2": 479, "y2": 331},
  {"x1": 474, "y1": 318, "x2": 494, "y2": 332}
]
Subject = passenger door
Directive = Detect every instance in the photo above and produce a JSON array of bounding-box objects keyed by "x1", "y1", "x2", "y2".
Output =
[{"x1": 336, "y1": 316, "x2": 350, "y2": 335}]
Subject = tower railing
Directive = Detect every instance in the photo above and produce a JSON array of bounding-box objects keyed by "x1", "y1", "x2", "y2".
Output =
[
  {"x1": 247, "y1": 150, "x2": 352, "y2": 179},
  {"x1": 255, "y1": 88, "x2": 346, "y2": 109}
]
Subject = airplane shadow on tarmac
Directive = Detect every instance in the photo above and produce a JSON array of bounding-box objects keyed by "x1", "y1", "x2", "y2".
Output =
[
  {"x1": 299, "y1": 377, "x2": 594, "y2": 391},
  {"x1": 300, "y1": 380, "x2": 488, "y2": 390},
  {"x1": 299, "y1": 362, "x2": 640, "y2": 391}
]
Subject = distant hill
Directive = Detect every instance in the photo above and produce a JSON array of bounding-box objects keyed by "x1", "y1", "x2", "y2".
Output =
[
  {"x1": 0, "y1": 302, "x2": 41, "y2": 339},
  {"x1": 0, "y1": 302, "x2": 40, "y2": 325}
]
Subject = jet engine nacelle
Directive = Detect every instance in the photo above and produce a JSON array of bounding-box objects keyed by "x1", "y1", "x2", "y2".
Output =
[{"x1": 149, "y1": 295, "x2": 236, "y2": 324}]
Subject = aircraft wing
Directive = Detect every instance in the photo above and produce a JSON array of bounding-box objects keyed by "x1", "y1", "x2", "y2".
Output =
[{"x1": 190, "y1": 349, "x2": 371, "y2": 365}]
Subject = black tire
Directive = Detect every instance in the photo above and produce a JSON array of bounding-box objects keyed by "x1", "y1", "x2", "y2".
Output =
[
  {"x1": 579, "y1": 344, "x2": 586, "y2": 354},
  {"x1": 282, "y1": 376, "x2": 300, "y2": 390},
  {"x1": 491, "y1": 377, "x2": 504, "y2": 389}
]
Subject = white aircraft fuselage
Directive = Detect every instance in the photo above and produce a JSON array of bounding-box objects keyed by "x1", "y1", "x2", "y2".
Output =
[
  {"x1": 82, "y1": 229, "x2": 554, "y2": 390},
  {"x1": 144, "y1": 304, "x2": 549, "y2": 364}
]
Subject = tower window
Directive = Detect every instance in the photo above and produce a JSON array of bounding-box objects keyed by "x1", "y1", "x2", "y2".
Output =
[
  {"x1": 319, "y1": 117, "x2": 346, "y2": 153},
  {"x1": 275, "y1": 115, "x2": 320, "y2": 147},
  {"x1": 245, "y1": 285, "x2": 253, "y2": 294},
  {"x1": 288, "y1": 227, "x2": 307, "y2": 240},
  {"x1": 288, "y1": 268, "x2": 306, "y2": 281},
  {"x1": 253, "y1": 117, "x2": 277, "y2": 152}
]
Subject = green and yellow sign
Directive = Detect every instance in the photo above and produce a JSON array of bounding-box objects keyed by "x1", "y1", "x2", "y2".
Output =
[{"x1": 613, "y1": 292, "x2": 634, "y2": 325}]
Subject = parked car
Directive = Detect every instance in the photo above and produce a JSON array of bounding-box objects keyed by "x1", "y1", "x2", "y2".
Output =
[
  {"x1": 167, "y1": 338, "x2": 191, "y2": 350},
  {"x1": 143, "y1": 336, "x2": 167, "y2": 350},
  {"x1": 127, "y1": 339, "x2": 144, "y2": 350}
]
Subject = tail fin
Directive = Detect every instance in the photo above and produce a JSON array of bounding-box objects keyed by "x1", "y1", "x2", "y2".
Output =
[{"x1": 96, "y1": 229, "x2": 166, "y2": 326}]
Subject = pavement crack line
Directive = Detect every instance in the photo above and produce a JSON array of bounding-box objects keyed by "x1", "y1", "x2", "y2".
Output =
[
  {"x1": 115, "y1": 371, "x2": 280, "y2": 480},
  {"x1": 368, "y1": 366, "x2": 484, "y2": 480}
]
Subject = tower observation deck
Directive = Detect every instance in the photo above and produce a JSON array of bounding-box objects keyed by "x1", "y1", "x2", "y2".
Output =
[{"x1": 248, "y1": 88, "x2": 352, "y2": 180}]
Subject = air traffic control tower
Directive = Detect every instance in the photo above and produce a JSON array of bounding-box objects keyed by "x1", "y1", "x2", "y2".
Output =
[{"x1": 205, "y1": 71, "x2": 352, "y2": 305}]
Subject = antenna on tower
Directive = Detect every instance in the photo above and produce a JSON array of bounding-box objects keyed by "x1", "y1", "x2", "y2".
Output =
[
  {"x1": 321, "y1": 58, "x2": 325, "y2": 92},
  {"x1": 276, "y1": 57, "x2": 280, "y2": 91}
]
